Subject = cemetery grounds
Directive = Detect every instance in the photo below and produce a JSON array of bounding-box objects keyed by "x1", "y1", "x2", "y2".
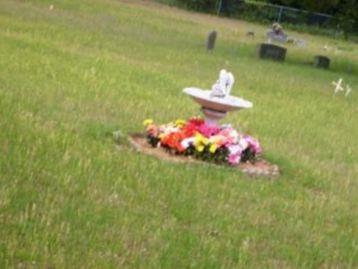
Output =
[{"x1": 0, "y1": 0, "x2": 357, "y2": 268}]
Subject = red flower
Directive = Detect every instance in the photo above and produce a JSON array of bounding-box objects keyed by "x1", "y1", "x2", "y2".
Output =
[
  {"x1": 183, "y1": 117, "x2": 204, "y2": 137},
  {"x1": 188, "y1": 117, "x2": 204, "y2": 126},
  {"x1": 161, "y1": 131, "x2": 186, "y2": 152}
]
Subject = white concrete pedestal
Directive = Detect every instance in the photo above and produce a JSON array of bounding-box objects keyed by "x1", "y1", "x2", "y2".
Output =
[{"x1": 201, "y1": 107, "x2": 227, "y2": 124}]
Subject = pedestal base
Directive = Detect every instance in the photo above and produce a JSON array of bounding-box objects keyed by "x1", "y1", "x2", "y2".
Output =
[{"x1": 202, "y1": 107, "x2": 227, "y2": 124}]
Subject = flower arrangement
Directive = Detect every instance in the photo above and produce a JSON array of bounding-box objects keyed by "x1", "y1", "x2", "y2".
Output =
[{"x1": 143, "y1": 117, "x2": 262, "y2": 166}]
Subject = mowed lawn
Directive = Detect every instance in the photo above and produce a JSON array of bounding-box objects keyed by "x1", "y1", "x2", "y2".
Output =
[{"x1": 0, "y1": 0, "x2": 357, "y2": 268}]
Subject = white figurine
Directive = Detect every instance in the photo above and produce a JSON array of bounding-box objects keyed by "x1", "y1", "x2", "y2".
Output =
[{"x1": 211, "y1": 69, "x2": 235, "y2": 98}]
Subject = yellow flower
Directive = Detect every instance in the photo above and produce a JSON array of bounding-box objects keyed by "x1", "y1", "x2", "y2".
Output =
[
  {"x1": 195, "y1": 133, "x2": 209, "y2": 144},
  {"x1": 194, "y1": 133, "x2": 209, "y2": 152},
  {"x1": 197, "y1": 145, "x2": 205, "y2": 152},
  {"x1": 175, "y1": 119, "x2": 186, "y2": 127},
  {"x1": 209, "y1": 143, "x2": 218, "y2": 153},
  {"x1": 143, "y1": 119, "x2": 153, "y2": 126}
]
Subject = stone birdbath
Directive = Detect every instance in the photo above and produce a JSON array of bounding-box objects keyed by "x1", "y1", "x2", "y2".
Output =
[
  {"x1": 126, "y1": 69, "x2": 280, "y2": 178},
  {"x1": 183, "y1": 69, "x2": 252, "y2": 124}
]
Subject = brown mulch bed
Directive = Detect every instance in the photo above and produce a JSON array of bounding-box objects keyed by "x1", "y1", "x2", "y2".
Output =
[{"x1": 128, "y1": 133, "x2": 280, "y2": 179}]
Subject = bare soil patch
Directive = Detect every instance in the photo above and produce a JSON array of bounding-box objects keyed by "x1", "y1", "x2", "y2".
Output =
[{"x1": 128, "y1": 133, "x2": 280, "y2": 179}]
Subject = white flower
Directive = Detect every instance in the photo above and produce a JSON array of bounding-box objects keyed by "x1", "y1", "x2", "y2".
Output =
[
  {"x1": 238, "y1": 137, "x2": 249, "y2": 151},
  {"x1": 181, "y1": 137, "x2": 195, "y2": 149},
  {"x1": 228, "y1": 144, "x2": 242, "y2": 155}
]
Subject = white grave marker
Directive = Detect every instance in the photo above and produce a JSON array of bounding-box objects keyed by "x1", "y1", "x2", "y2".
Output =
[
  {"x1": 345, "y1": 85, "x2": 352, "y2": 97},
  {"x1": 332, "y1": 78, "x2": 344, "y2": 94},
  {"x1": 331, "y1": 78, "x2": 353, "y2": 97}
]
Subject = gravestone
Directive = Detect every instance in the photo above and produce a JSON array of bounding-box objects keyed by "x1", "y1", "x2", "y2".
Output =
[
  {"x1": 258, "y1": 43, "x2": 287, "y2": 61},
  {"x1": 286, "y1": 37, "x2": 295, "y2": 44},
  {"x1": 206, "y1": 31, "x2": 217, "y2": 51},
  {"x1": 314, "y1": 55, "x2": 330, "y2": 69},
  {"x1": 246, "y1": 31, "x2": 255, "y2": 38},
  {"x1": 266, "y1": 23, "x2": 287, "y2": 44},
  {"x1": 267, "y1": 31, "x2": 287, "y2": 43}
]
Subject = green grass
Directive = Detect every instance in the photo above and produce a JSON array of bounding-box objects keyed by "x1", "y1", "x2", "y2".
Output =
[{"x1": 0, "y1": 0, "x2": 357, "y2": 268}]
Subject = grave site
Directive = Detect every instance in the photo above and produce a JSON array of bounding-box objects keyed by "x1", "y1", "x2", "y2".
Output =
[{"x1": 0, "y1": 0, "x2": 357, "y2": 268}]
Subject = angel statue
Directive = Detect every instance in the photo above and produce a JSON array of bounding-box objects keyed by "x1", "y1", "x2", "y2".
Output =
[{"x1": 210, "y1": 69, "x2": 235, "y2": 98}]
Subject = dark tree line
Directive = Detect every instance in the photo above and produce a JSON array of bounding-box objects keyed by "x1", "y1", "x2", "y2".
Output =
[
  {"x1": 173, "y1": 0, "x2": 357, "y2": 38},
  {"x1": 267, "y1": 0, "x2": 357, "y2": 38}
]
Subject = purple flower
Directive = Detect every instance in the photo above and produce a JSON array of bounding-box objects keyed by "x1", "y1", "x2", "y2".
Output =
[{"x1": 244, "y1": 135, "x2": 262, "y2": 154}]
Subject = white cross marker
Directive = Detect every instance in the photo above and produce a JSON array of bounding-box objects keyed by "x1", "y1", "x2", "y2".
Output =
[
  {"x1": 345, "y1": 85, "x2": 352, "y2": 97},
  {"x1": 332, "y1": 78, "x2": 344, "y2": 94}
]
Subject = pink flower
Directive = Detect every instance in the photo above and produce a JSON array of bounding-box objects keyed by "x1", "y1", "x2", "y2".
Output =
[
  {"x1": 197, "y1": 123, "x2": 220, "y2": 137},
  {"x1": 209, "y1": 134, "x2": 227, "y2": 147},
  {"x1": 228, "y1": 154, "x2": 241, "y2": 165},
  {"x1": 244, "y1": 135, "x2": 262, "y2": 154},
  {"x1": 238, "y1": 137, "x2": 249, "y2": 150},
  {"x1": 219, "y1": 127, "x2": 239, "y2": 145},
  {"x1": 228, "y1": 144, "x2": 242, "y2": 155},
  {"x1": 227, "y1": 144, "x2": 242, "y2": 165},
  {"x1": 146, "y1": 124, "x2": 158, "y2": 137}
]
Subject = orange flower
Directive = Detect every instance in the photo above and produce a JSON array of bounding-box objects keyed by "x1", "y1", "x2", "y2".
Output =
[
  {"x1": 161, "y1": 131, "x2": 185, "y2": 152},
  {"x1": 146, "y1": 124, "x2": 158, "y2": 137}
]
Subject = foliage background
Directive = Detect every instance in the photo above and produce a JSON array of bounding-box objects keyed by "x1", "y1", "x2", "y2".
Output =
[{"x1": 158, "y1": 0, "x2": 358, "y2": 38}]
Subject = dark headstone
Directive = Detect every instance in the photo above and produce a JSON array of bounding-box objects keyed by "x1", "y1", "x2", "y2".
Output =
[
  {"x1": 206, "y1": 31, "x2": 217, "y2": 51},
  {"x1": 258, "y1": 43, "x2": 287, "y2": 61},
  {"x1": 246, "y1": 31, "x2": 255, "y2": 38},
  {"x1": 313, "y1": 55, "x2": 330, "y2": 69}
]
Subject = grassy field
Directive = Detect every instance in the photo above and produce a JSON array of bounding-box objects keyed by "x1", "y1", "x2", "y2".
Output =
[{"x1": 0, "y1": 0, "x2": 357, "y2": 268}]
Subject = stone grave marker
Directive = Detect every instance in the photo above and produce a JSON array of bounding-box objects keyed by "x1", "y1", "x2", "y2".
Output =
[
  {"x1": 258, "y1": 43, "x2": 287, "y2": 61},
  {"x1": 266, "y1": 23, "x2": 287, "y2": 44},
  {"x1": 246, "y1": 31, "x2": 255, "y2": 38},
  {"x1": 206, "y1": 30, "x2": 217, "y2": 51},
  {"x1": 314, "y1": 55, "x2": 330, "y2": 69},
  {"x1": 258, "y1": 23, "x2": 287, "y2": 61}
]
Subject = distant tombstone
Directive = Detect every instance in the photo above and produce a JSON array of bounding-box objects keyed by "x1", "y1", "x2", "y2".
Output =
[
  {"x1": 258, "y1": 43, "x2": 287, "y2": 61},
  {"x1": 266, "y1": 23, "x2": 287, "y2": 43},
  {"x1": 313, "y1": 55, "x2": 330, "y2": 69},
  {"x1": 286, "y1": 37, "x2": 295, "y2": 44},
  {"x1": 206, "y1": 30, "x2": 217, "y2": 51},
  {"x1": 286, "y1": 37, "x2": 307, "y2": 48},
  {"x1": 267, "y1": 31, "x2": 287, "y2": 43},
  {"x1": 295, "y1": 39, "x2": 307, "y2": 48},
  {"x1": 246, "y1": 31, "x2": 255, "y2": 38}
]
